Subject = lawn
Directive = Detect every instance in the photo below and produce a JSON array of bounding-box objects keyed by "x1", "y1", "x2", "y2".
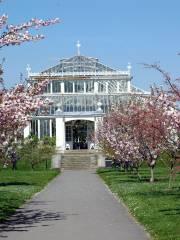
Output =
[
  {"x1": 97, "y1": 166, "x2": 180, "y2": 240},
  {"x1": 0, "y1": 169, "x2": 59, "y2": 221}
]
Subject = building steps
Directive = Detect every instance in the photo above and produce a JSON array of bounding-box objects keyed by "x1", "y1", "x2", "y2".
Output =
[{"x1": 61, "y1": 150, "x2": 98, "y2": 170}]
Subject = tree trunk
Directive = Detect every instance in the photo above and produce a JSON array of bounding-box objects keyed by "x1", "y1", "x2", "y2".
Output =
[
  {"x1": 168, "y1": 162, "x2": 174, "y2": 189},
  {"x1": 31, "y1": 162, "x2": 35, "y2": 170},
  {"x1": 45, "y1": 159, "x2": 48, "y2": 170},
  {"x1": 150, "y1": 166, "x2": 154, "y2": 182}
]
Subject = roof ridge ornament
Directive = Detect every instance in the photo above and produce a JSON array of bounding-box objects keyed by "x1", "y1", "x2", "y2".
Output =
[
  {"x1": 127, "y1": 62, "x2": 132, "y2": 74},
  {"x1": 26, "y1": 64, "x2": 31, "y2": 77},
  {"x1": 76, "y1": 40, "x2": 81, "y2": 56}
]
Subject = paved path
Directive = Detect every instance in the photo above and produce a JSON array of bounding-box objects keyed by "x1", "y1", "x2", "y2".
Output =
[{"x1": 0, "y1": 171, "x2": 150, "y2": 240}]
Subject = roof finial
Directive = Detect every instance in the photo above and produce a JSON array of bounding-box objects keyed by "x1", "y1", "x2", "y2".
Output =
[
  {"x1": 76, "y1": 40, "x2": 81, "y2": 56},
  {"x1": 127, "y1": 62, "x2": 132, "y2": 74},
  {"x1": 26, "y1": 64, "x2": 31, "y2": 77}
]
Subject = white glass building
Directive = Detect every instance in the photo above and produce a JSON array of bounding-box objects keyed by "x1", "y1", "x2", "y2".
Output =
[{"x1": 24, "y1": 46, "x2": 148, "y2": 150}]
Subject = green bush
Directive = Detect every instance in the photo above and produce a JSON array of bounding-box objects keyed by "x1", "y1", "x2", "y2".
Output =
[
  {"x1": 42, "y1": 136, "x2": 56, "y2": 146},
  {"x1": 0, "y1": 135, "x2": 57, "y2": 171},
  {"x1": 14, "y1": 137, "x2": 55, "y2": 171}
]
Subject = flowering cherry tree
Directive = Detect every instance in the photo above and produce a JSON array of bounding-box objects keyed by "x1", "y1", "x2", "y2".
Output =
[
  {"x1": 97, "y1": 90, "x2": 180, "y2": 182},
  {"x1": 131, "y1": 90, "x2": 179, "y2": 182},
  {"x1": 143, "y1": 63, "x2": 180, "y2": 183},
  {"x1": 0, "y1": 81, "x2": 49, "y2": 143},
  {"x1": 97, "y1": 103, "x2": 143, "y2": 174},
  {"x1": 0, "y1": 13, "x2": 59, "y2": 48},
  {"x1": 0, "y1": 1, "x2": 60, "y2": 160}
]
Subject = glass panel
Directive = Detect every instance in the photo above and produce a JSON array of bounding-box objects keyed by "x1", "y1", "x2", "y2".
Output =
[
  {"x1": 44, "y1": 83, "x2": 51, "y2": 93},
  {"x1": 40, "y1": 119, "x2": 50, "y2": 138},
  {"x1": 86, "y1": 80, "x2": 94, "y2": 92},
  {"x1": 75, "y1": 81, "x2": 84, "y2": 93},
  {"x1": 87, "y1": 121, "x2": 94, "y2": 141},
  {"x1": 52, "y1": 80, "x2": 61, "y2": 93},
  {"x1": 50, "y1": 106, "x2": 55, "y2": 115},
  {"x1": 98, "y1": 82, "x2": 106, "y2": 92},
  {"x1": 119, "y1": 80, "x2": 128, "y2": 92},
  {"x1": 65, "y1": 81, "x2": 73, "y2": 93},
  {"x1": 66, "y1": 125, "x2": 72, "y2": 141},
  {"x1": 52, "y1": 119, "x2": 56, "y2": 137},
  {"x1": 63, "y1": 96, "x2": 73, "y2": 112},
  {"x1": 108, "y1": 81, "x2": 117, "y2": 93},
  {"x1": 86, "y1": 96, "x2": 94, "y2": 111},
  {"x1": 30, "y1": 120, "x2": 38, "y2": 136}
]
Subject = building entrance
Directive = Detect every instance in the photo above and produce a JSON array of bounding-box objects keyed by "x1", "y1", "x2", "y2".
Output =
[
  {"x1": 73, "y1": 120, "x2": 87, "y2": 149},
  {"x1": 65, "y1": 120, "x2": 94, "y2": 150}
]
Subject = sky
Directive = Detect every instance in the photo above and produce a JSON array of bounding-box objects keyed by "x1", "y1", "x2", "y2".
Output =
[{"x1": 1, "y1": 0, "x2": 180, "y2": 91}]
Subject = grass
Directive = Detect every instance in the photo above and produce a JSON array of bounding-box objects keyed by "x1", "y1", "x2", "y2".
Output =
[
  {"x1": 0, "y1": 140, "x2": 58, "y2": 221},
  {"x1": 0, "y1": 169, "x2": 59, "y2": 221},
  {"x1": 97, "y1": 165, "x2": 180, "y2": 240}
]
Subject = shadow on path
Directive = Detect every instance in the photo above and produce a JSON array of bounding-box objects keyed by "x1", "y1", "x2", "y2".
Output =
[{"x1": 0, "y1": 201, "x2": 67, "y2": 238}]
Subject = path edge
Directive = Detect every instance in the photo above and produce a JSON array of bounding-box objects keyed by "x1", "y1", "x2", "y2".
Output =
[{"x1": 96, "y1": 172, "x2": 152, "y2": 240}]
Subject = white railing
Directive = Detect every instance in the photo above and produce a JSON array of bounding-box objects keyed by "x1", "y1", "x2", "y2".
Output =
[{"x1": 29, "y1": 70, "x2": 130, "y2": 77}]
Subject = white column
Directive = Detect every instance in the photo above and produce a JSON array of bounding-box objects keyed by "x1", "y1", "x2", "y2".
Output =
[
  {"x1": 94, "y1": 117, "x2": 106, "y2": 166},
  {"x1": 24, "y1": 123, "x2": 30, "y2": 138},
  {"x1": 56, "y1": 118, "x2": 65, "y2": 150},
  {"x1": 49, "y1": 119, "x2": 52, "y2": 138},
  {"x1": 50, "y1": 81, "x2": 53, "y2": 93},
  {"x1": 84, "y1": 81, "x2": 86, "y2": 93},
  {"x1": 127, "y1": 80, "x2": 131, "y2": 93},
  {"x1": 61, "y1": 81, "x2": 64, "y2": 93},
  {"x1": 94, "y1": 81, "x2": 98, "y2": 93},
  {"x1": 38, "y1": 119, "x2": 41, "y2": 139},
  {"x1": 106, "y1": 82, "x2": 108, "y2": 93},
  {"x1": 94, "y1": 117, "x2": 101, "y2": 149},
  {"x1": 73, "y1": 82, "x2": 75, "y2": 93}
]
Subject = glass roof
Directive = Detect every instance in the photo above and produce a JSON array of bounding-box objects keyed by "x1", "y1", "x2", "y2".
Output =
[{"x1": 42, "y1": 55, "x2": 116, "y2": 74}]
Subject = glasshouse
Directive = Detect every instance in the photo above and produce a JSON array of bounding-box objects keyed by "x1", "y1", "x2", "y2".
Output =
[{"x1": 24, "y1": 44, "x2": 148, "y2": 150}]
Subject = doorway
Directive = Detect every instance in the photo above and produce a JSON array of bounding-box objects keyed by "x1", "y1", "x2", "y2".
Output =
[{"x1": 65, "y1": 120, "x2": 94, "y2": 150}]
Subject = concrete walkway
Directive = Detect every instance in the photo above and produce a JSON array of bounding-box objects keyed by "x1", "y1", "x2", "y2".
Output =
[{"x1": 0, "y1": 171, "x2": 150, "y2": 240}]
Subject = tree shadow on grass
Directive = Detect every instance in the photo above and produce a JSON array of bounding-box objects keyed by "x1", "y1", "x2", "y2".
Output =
[
  {"x1": 98, "y1": 169, "x2": 159, "y2": 182},
  {"x1": 159, "y1": 208, "x2": 180, "y2": 216},
  {"x1": 0, "y1": 201, "x2": 69, "y2": 238},
  {"x1": 135, "y1": 188, "x2": 180, "y2": 199},
  {"x1": 128, "y1": 175, "x2": 169, "y2": 182},
  {"x1": 0, "y1": 182, "x2": 32, "y2": 187}
]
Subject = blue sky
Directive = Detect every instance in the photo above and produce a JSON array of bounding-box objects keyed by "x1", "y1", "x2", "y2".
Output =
[{"x1": 1, "y1": 0, "x2": 180, "y2": 90}]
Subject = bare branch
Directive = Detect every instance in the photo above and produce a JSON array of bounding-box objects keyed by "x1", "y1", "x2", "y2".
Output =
[{"x1": 142, "y1": 63, "x2": 180, "y2": 99}]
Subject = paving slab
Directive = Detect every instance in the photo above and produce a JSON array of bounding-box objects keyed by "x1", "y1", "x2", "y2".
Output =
[{"x1": 0, "y1": 170, "x2": 150, "y2": 240}]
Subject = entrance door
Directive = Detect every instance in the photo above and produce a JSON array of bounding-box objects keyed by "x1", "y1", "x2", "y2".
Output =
[
  {"x1": 72, "y1": 120, "x2": 88, "y2": 149},
  {"x1": 65, "y1": 120, "x2": 94, "y2": 150}
]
